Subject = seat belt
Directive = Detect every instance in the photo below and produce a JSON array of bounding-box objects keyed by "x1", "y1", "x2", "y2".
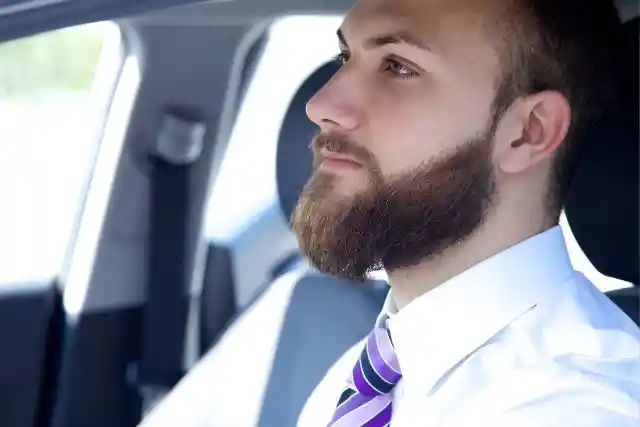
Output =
[{"x1": 133, "y1": 108, "x2": 206, "y2": 413}]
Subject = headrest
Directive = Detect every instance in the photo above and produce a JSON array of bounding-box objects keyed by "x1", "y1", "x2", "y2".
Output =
[
  {"x1": 276, "y1": 18, "x2": 638, "y2": 284},
  {"x1": 276, "y1": 60, "x2": 340, "y2": 223},
  {"x1": 564, "y1": 17, "x2": 639, "y2": 284}
]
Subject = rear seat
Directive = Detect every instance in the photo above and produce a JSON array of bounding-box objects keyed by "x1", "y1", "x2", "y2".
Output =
[{"x1": 139, "y1": 18, "x2": 638, "y2": 427}]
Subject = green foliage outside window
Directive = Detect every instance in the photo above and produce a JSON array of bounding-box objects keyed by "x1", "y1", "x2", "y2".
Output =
[{"x1": 0, "y1": 24, "x2": 104, "y2": 101}]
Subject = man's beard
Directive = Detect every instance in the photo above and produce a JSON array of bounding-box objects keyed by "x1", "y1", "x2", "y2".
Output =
[{"x1": 291, "y1": 124, "x2": 497, "y2": 282}]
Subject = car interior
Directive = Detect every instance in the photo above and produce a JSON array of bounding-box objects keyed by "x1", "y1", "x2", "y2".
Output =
[{"x1": 0, "y1": 1, "x2": 637, "y2": 427}]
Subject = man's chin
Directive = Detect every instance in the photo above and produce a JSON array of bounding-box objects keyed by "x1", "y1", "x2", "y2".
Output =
[
  {"x1": 321, "y1": 187, "x2": 362, "y2": 208},
  {"x1": 316, "y1": 165, "x2": 371, "y2": 187}
]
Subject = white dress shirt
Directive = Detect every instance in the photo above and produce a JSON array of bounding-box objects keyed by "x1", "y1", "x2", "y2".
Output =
[{"x1": 297, "y1": 226, "x2": 640, "y2": 426}]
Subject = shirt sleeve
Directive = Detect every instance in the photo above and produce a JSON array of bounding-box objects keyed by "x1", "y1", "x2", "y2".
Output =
[{"x1": 297, "y1": 337, "x2": 366, "y2": 427}]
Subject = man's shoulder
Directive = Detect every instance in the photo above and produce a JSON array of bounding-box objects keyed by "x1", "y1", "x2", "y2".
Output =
[
  {"x1": 296, "y1": 336, "x2": 365, "y2": 427},
  {"x1": 445, "y1": 347, "x2": 640, "y2": 427},
  {"x1": 466, "y1": 283, "x2": 640, "y2": 426},
  {"x1": 489, "y1": 358, "x2": 640, "y2": 427},
  {"x1": 444, "y1": 276, "x2": 640, "y2": 426},
  {"x1": 513, "y1": 274, "x2": 640, "y2": 355},
  {"x1": 503, "y1": 275, "x2": 639, "y2": 391}
]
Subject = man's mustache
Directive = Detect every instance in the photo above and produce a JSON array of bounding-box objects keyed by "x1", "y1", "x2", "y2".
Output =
[{"x1": 311, "y1": 132, "x2": 377, "y2": 169}]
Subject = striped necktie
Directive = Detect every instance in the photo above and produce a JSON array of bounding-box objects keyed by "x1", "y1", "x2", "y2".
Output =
[{"x1": 328, "y1": 323, "x2": 402, "y2": 426}]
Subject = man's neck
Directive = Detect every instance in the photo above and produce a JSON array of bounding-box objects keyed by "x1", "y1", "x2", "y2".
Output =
[{"x1": 387, "y1": 210, "x2": 557, "y2": 311}]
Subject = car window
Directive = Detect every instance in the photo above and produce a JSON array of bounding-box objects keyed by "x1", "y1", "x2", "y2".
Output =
[{"x1": 0, "y1": 22, "x2": 116, "y2": 283}]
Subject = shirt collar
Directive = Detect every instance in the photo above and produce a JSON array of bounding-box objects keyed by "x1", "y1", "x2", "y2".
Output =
[{"x1": 376, "y1": 225, "x2": 575, "y2": 397}]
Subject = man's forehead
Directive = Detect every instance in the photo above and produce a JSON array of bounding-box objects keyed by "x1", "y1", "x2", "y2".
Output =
[
  {"x1": 346, "y1": 0, "x2": 433, "y2": 28},
  {"x1": 341, "y1": 1, "x2": 435, "y2": 49},
  {"x1": 351, "y1": 0, "x2": 496, "y2": 13},
  {"x1": 341, "y1": 0, "x2": 499, "y2": 53},
  {"x1": 344, "y1": 0, "x2": 496, "y2": 32}
]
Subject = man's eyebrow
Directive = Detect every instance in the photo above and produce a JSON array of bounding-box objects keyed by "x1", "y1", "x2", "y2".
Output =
[{"x1": 336, "y1": 29, "x2": 433, "y2": 53}]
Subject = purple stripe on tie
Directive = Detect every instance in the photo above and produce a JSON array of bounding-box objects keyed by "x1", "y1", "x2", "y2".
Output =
[
  {"x1": 330, "y1": 391, "x2": 369, "y2": 423},
  {"x1": 366, "y1": 329, "x2": 401, "y2": 384},
  {"x1": 352, "y1": 358, "x2": 379, "y2": 397},
  {"x1": 330, "y1": 395, "x2": 391, "y2": 427},
  {"x1": 362, "y1": 401, "x2": 393, "y2": 427},
  {"x1": 374, "y1": 328, "x2": 401, "y2": 374}
]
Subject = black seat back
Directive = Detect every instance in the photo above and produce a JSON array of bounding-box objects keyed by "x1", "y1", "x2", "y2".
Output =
[{"x1": 564, "y1": 17, "x2": 639, "y2": 323}]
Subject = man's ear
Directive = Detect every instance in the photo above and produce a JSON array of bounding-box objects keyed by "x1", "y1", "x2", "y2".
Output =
[{"x1": 495, "y1": 91, "x2": 571, "y2": 174}]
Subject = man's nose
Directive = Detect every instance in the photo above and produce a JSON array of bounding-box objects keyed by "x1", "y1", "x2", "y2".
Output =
[{"x1": 305, "y1": 71, "x2": 362, "y2": 132}]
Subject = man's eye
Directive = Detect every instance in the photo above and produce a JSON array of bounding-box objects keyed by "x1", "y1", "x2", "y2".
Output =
[{"x1": 383, "y1": 58, "x2": 419, "y2": 79}]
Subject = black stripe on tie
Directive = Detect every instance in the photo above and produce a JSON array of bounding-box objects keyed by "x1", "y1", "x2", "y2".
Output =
[
  {"x1": 359, "y1": 346, "x2": 395, "y2": 394},
  {"x1": 337, "y1": 388, "x2": 356, "y2": 406}
]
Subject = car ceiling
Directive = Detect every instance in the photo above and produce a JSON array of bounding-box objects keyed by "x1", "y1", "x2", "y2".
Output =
[{"x1": 2, "y1": 0, "x2": 638, "y2": 43}]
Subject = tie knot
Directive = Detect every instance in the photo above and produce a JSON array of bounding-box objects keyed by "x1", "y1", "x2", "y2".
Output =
[{"x1": 351, "y1": 325, "x2": 402, "y2": 397}]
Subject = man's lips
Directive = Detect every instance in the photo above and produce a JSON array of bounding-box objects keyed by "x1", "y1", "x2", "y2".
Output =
[{"x1": 320, "y1": 151, "x2": 364, "y2": 168}]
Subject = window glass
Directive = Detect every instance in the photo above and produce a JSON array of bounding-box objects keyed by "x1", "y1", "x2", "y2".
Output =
[{"x1": 0, "y1": 22, "x2": 114, "y2": 282}]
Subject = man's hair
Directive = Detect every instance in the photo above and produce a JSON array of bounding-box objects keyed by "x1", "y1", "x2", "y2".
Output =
[{"x1": 488, "y1": 0, "x2": 625, "y2": 214}]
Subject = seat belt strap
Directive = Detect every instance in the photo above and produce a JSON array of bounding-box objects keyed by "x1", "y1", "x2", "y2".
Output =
[{"x1": 133, "y1": 109, "x2": 205, "y2": 411}]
